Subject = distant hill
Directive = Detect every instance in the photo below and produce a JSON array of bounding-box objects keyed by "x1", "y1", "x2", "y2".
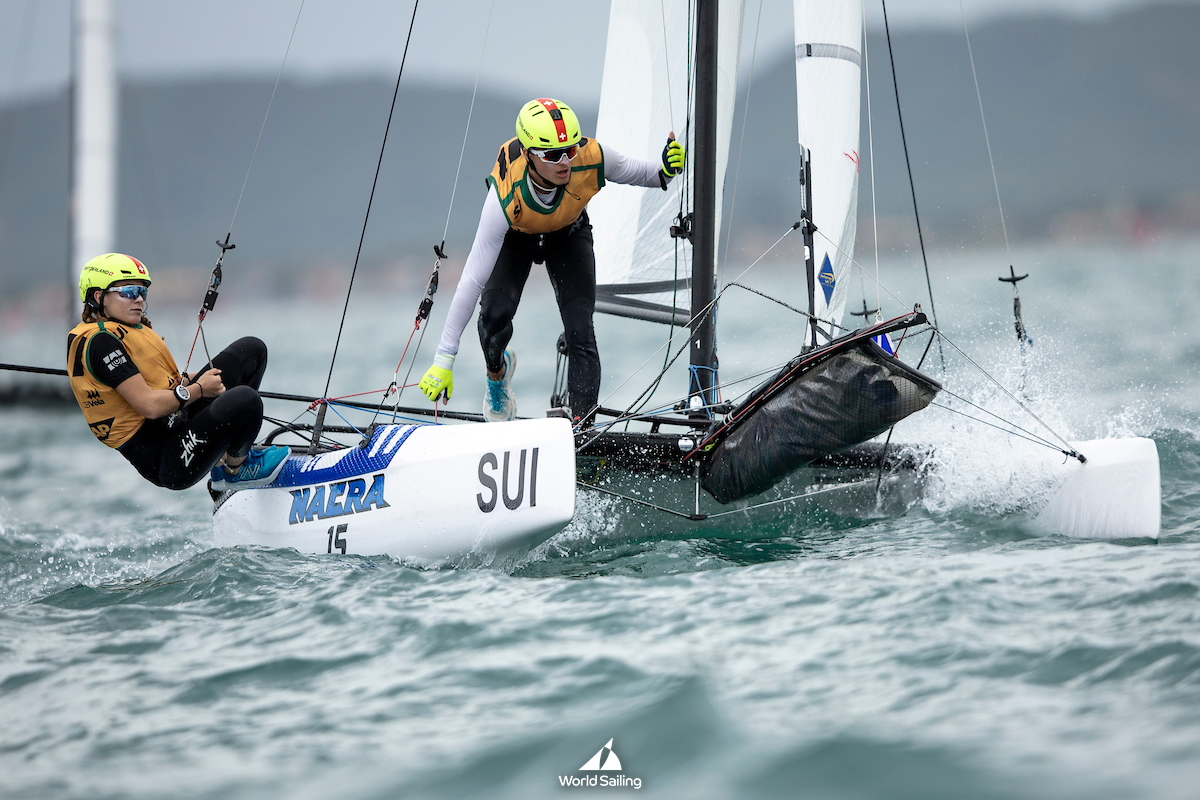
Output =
[{"x1": 0, "y1": 2, "x2": 1197, "y2": 300}]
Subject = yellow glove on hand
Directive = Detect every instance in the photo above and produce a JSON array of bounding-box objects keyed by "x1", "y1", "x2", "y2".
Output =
[
  {"x1": 419, "y1": 353, "x2": 455, "y2": 402},
  {"x1": 661, "y1": 136, "x2": 685, "y2": 178}
]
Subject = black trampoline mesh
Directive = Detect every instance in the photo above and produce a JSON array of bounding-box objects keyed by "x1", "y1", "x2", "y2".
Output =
[{"x1": 702, "y1": 340, "x2": 940, "y2": 504}]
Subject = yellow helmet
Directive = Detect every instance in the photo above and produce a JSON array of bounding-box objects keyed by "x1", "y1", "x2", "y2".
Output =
[
  {"x1": 515, "y1": 98, "x2": 581, "y2": 150},
  {"x1": 79, "y1": 253, "x2": 151, "y2": 304}
]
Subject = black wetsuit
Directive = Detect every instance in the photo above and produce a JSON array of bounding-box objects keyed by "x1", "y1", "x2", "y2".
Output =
[
  {"x1": 90, "y1": 335, "x2": 269, "y2": 490},
  {"x1": 477, "y1": 212, "x2": 600, "y2": 417}
]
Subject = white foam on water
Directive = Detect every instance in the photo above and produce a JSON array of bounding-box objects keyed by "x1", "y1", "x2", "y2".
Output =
[{"x1": 890, "y1": 334, "x2": 1163, "y2": 537}]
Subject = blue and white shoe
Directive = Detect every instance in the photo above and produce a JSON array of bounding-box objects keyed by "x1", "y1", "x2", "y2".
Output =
[
  {"x1": 209, "y1": 445, "x2": 290, "y2": 492},
  {"x1": 483, "y1": 350, "x2": 517, "y2": 423}
]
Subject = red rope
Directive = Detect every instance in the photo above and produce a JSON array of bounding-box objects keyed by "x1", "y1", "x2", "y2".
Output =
[
  {"x1": 183, "y1": 325, "x2": 202, "y2": 374},
  {"x1": 393, "y1": 320, "x2": 421, "y2": 373}
]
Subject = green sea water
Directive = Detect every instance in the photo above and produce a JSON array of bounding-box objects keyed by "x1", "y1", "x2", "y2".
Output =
[{"x1": 2, "y1": 240, "x2": 1198, "y2": 799}]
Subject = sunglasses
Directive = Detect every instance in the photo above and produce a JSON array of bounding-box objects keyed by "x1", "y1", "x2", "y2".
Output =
[
  {"x1": 529, "y1": 144, "x2": 579, "y2": 164},
  {"x1": 106, "y1": 285, "x2": 149, "y2": 301}
]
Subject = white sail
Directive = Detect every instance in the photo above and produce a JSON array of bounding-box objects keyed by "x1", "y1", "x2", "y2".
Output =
[
  {"x1": 590, "y1": 0, "x2": 744, "y2": 324},
  {"x1": 794, "y1": 0, "x2": 861, "y2": 336}
]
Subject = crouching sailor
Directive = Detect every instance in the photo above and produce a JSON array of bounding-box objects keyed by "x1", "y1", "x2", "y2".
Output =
[
  {"x1": 68, "y1": 253, "x2": 289, "y2": 491},
  {"x1": 418, "y1": 97, "x2": 685, "y2": 427}
]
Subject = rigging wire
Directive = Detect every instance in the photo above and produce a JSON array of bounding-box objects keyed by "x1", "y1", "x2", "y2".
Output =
[
  {"x1": 725, "y1": 282, "x2": 851, "y2": 333},
  {"x1": 628, "y1": 0, "x2": 696, "y2": 419},
  {"x1": 659, "y1": 0, "x2": 676, "y2": 134},
  {"x1": 322, "y1": 0, "x2": 421, "y2": 399},
  {"x1": 929, "y1": 400, "x2": 1073, "y2": 456},
  {"x1": 578, "y1": 478, "x2": 876, "y2": 521},
  {"x1": 718, "y1": 0, "x2": 765, "y2": 283},
  {"x1": 934, "y1": 328, "x2": 1083, "y2": 460},
  {"x1": 385, "y1": 0, "x2": 496, "y2": 416},
  {"x1": 880, "y1": 0, "x2": 944, "y2": 371},
  {"x1": 227, "y1": 0, "x2": 305, "y2": 240},
  {"x1": 0, "y1": 0, "x2": 37, "y2": 193},
  {"x1": 438, "y1": 0, "x2": 495, "y2": 252},
  {"x1": 588, "y1": 220, "x2": 800, "y2": 423},
  {"x1": 816, "y1": 228, "x2": 910, "y2": 311},
  {"x1": 860, "y1": 0, "x2": 881, "y2": 318},
  {"x1": 959, "y1": 0, "x2": 1011, "y2": 258},
  {"x1": 932, "y1": 389, "x2": 1065, "y2": 454},
  {"x1": 184, "y1": 0, "x2": 306, "y2": 372}
]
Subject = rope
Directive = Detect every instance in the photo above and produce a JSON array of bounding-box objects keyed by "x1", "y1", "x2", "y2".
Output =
[
  {"x1": 880, "y1": 0, "x2": 944, "y2": 372},
  {"x1": 322, "y1": 0, "x2": 421, "y2": 398}
]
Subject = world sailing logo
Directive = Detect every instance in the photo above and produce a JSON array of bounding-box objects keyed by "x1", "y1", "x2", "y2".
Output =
[{"x1": 558, "y1": 738, "x2": 642, "y2": 790}]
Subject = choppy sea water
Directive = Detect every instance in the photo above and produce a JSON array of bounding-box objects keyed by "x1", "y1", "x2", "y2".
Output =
[{"x1": 2, "y1": 240, "x2": 1199, "y2": 799}]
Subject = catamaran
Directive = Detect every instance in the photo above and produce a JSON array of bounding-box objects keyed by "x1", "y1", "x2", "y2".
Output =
[{"x1": 206, "y1": 0, "x2": 1160, "y2": 561}]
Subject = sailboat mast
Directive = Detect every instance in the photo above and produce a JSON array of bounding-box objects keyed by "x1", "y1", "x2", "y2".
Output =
[
  {"x1": 689, "y1": 0, "x2": 719, "y2": 412},
  {"x1": 71, "y1": 0, "x2": 118, "y2": 283}
]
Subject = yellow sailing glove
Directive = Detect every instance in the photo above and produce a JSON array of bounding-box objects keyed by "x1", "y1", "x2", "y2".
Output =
[
  {"x1": 661, "y1": 135, "x2": 686, "y2": 178},
  {"x1": 419, "y1": 353, "x2": 455, "y2": 402}
]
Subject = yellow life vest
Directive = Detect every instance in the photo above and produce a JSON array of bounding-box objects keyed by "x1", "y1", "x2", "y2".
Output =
[
  {"x1": 486, "y1": 137, "x2": 605, "y2": 235},
  {"x1": 66, "y1": 320, "x2": 182, "y2": 448}
]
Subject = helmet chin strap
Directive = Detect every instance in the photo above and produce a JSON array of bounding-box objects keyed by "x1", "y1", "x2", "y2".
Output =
[{"x1": 524, "y1": 152, "x2": 559, "y2": 192}]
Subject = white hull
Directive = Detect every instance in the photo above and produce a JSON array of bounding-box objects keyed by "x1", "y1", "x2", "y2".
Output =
[
  {"x1": 212, "y1": 418, "x2": 576, "y2": 564},
  {"x1": 1034, "y1": 437, "x2": 1161, "y2": 540}
]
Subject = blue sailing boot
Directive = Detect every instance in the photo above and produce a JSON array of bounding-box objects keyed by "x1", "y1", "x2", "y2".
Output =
[
  {"x1": 209, "y1": 445, "x2": 290, "y2": 492},
  {"x1": 483, "y1": 350, "x2": 517, "y2": 423}
]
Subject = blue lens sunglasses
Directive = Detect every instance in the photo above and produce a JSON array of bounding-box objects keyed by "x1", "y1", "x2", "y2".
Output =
[{"x1": 106, "y1": 285, "x2": 148, "y2": 301}]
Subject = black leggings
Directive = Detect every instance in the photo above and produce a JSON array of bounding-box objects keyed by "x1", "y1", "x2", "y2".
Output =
[
  {"x1": 478, "y1": 214, "x2": 600, "y2": 416},
  {"x1": 119, "y1": 337, "x2": 269, "y2": 490}
]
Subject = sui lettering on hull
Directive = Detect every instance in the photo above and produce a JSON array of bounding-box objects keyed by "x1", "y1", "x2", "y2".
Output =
[
  {"x1": 477, "y1": 448, "x2": 539, "y2": 513},
  {"x1": 288, "y1": 474, "x2": 389, "y2": 525}
]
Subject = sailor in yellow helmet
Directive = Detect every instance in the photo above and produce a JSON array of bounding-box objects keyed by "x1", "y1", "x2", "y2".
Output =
[
  {"x1": 68, "y1": 253, "x2": 289, "y2": 491},
  {"x1": 419, "y1": 97, "x2": 685, "y2": 426}
]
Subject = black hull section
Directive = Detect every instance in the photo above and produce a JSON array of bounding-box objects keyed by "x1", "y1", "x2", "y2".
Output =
[{"x1": 701, "y1": 335, "x2": 940, "y2": 504}]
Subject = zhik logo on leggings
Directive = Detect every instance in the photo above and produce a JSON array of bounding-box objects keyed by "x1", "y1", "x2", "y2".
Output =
[{"x1": 180, "y1": 431, "x2": 206, "y2": 466}]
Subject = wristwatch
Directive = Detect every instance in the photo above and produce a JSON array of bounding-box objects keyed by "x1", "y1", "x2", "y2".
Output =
[{"x1": 174, "y1": 384, "x2": 191, "y2": 409}]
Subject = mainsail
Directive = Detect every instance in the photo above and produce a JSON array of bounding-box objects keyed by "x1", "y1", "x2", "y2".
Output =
[
  {"x1": 590, "y1": 0, "x2": 744, "y2": 325},
  {"x1": 795, "y1": 0, "x2": 862, "y2": 337}
]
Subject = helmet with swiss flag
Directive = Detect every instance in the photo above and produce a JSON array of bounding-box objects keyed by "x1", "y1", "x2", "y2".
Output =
[
  {"x1": 515, "y1": 98, "x2": 582, "y2": 150},
  {"x1": 79, "y1": 253, "x2": 151, "y2": 304}
]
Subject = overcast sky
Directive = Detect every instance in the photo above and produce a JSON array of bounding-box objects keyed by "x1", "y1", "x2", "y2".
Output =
[{"x1": 0, "y1": 0, "x2": 1191, "y2": 105}]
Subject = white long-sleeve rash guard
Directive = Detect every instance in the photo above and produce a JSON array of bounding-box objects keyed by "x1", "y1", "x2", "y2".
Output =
[{"x1": 433, "y1": 143, "x2": 665, "y2": 358}]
